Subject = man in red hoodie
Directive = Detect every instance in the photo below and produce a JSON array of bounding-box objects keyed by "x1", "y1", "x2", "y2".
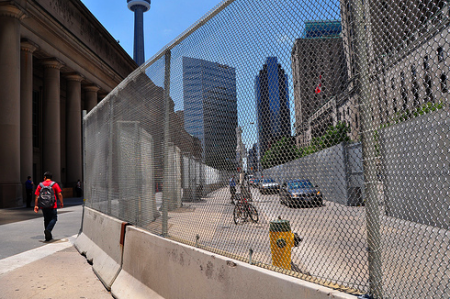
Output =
[{"x1": 34, "y1": 171, "x2": 64, "y2": 241}]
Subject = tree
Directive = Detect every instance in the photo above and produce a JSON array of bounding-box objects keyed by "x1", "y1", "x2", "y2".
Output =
[
  {"x1": 261, "y1": 136, "x2": 301, "y2": 169},
  {"x1": 310, "y1": 121, "x2": 350, "y2": 152}
]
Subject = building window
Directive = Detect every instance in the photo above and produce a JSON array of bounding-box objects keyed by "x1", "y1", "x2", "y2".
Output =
[
  {"x1": 391, "y1": 77, "x2": 396, "y2": 90},
  {"x1": 411, "y1": 64, "x2": 417, "y2": 79},
  {"x1": 412, "y1": 81, "x2": 420, "y2": 107},
  {"x1": 424, "y1": 56, "x2": 429, "y2": 70},
  {"x1": 425, "y1": 75, "x2": 433, "y2": 102},
  {"x1": 441, "y1": 73, "x2": 448, "y2": 92},
  {"x1": 437, "y1": 47, "x2": 444, "y2": 63},
  {"x1": 393, "y1": 98, "x2": 397, "y2": 114},
  {"x1": 402, "y1": 88, "x2": 408, "y2": 111}
]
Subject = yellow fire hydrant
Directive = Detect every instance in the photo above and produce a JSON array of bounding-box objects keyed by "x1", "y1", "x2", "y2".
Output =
[{"x1": 269, "y1": 219, "x2": 301, "y2": 270}]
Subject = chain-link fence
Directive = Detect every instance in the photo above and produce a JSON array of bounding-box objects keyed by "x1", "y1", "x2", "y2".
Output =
[{"x1": 83, "y1": 0, "x2": 450, "y2": 298}]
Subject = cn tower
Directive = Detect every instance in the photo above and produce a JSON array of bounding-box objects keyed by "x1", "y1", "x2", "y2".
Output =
[{"x1": 127, "y1": 0, "x2": 151, "y2": 65}]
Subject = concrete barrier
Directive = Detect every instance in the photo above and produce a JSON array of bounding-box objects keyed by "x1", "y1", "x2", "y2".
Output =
[
  {"x1": 74, "y1": 207, "x2": 126, "y2": 290},
  {"x1": 111, "y1": 225, "x2": 356, "y2": 299}
]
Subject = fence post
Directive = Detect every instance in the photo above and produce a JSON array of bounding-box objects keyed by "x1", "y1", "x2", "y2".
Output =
[
  {"x1": 80, "y1": 110, "x2": 87, "y2": 235},
  {"x1": 354, "y1": 0, "x2": 383, "y2": 297},
  {"x1": 162, "y1": 50, "x2": 171, "y2": 237}
]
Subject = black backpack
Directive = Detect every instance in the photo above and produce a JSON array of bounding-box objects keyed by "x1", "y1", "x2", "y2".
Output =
[{"x1": 38, "y1": 182, "x2": 56, "y2": 208}]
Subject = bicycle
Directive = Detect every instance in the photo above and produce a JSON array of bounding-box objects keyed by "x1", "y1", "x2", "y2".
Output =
[{"x1": 233, "y1": 193, "x2": 259, "y2": 224}]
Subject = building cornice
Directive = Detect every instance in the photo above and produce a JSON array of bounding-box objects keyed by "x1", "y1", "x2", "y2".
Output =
[
  {"x1": 0, "y1": 2, "x2": 26, "y2": 20},
  {"x1": 41, "y1": 58, "x2": 64, "y2": 69},
  {"x1": 20, "y1": 39, "x2": 38, "y2": 53},
  {"x1": 84, "y1": 85, "x2": 100, "y2": 92},
  {"x1": 65, "y1": 73, "x2": 84, "y2": 82}
]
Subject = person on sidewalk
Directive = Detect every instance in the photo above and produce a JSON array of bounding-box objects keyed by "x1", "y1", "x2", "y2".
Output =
[
  {"x1": 33, "y1": 171, "x2": 64, "y2": 241},
  {"x1": 75, "y1": 179, "x2": 82, "y2": 197},
  {"x1": 229, "y1": 176, "x2": 236, "y2": 204},
  {"x1": 24, "y1": 176, "x2": 34, "y2": 208}
]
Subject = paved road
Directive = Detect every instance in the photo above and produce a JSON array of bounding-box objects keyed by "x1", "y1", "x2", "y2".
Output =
[
  {"x1": 0, "y1": 197, "x2": 84, "y2": 259},
  {"x1": 141, "y1": 186, "x2": 450, "y2": 298}
]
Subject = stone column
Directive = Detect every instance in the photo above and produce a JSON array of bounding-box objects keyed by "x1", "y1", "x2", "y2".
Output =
[
  {"x1": 66, "y1": 73, "x2": 84, "y2": 187},
  {"x1": 85, "y1": 85, "x2": 100, "y2": 112},
  {"x1": 42, "y1": 59, "x2": 64, "y2": 184},
  {"x1": 20, "y1": 40, "x2": 38, "y2": 187},
  {"x1": 0, "y1": 4, "x2": 25, "y2": 208}
]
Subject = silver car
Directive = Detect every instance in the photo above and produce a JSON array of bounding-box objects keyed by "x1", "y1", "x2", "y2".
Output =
[{"x1": 259, "y1": 178, "x2": 280, "y2": 194}]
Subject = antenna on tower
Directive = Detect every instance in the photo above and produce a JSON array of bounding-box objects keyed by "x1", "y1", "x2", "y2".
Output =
[{"x1": 127, "y1": 0, "x2": 151, "y2": 65}]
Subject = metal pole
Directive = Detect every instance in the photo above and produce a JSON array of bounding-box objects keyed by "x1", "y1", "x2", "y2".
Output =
[
  {"x1": 108, "y1": 98, "x2": 114, "y2": 216},
  {"x1": 79, "y1": 110, "x2": 87, "y2": 236},
  {"x1": 354, "y1": 0, "x2": 383, "y2": 297},
  {"x1": 162, "y1": 50, "x2": 171, "y2": 237}
]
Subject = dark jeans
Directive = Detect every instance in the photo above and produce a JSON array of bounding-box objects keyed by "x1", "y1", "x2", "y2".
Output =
[
  {"x1": 42, "y1": 208, "x2": 58, "y2": 232},
  {"x1": 230, "y1": 186, "x2": 236, "y2": 201},
  {"x1": 26, "y1": 189, "x2": 32, "y2": 207}
]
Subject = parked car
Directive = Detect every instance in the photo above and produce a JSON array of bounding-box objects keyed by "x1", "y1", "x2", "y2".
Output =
[
  {"x1": 249, "y1": 178, "x2": 260, "y2": 187},
  {"x1": 279, "y1": 179, "x2": 323, "y2": 208},
  {"x1": 259, "y1": 178, "x2": 280, "y2": 194}
]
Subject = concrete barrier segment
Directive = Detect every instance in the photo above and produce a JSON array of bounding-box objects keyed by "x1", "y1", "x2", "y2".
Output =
[
  {"x1": 112, "y1": 225, "x2": 357, "y2": 299},
  {"x1": 74, "y1": 207, "x2": 127, "y2": 290}
]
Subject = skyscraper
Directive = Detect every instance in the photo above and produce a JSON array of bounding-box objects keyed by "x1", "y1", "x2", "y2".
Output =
[
  {"x1": 183, "y1": 57, "x2": 237, "y2": 170},
  {"x1": 255, "y1": 57, "x2": 291, "y2": 158},
  {"x1": 127, "y1": 0, "x2": 151, "y2": 65}
]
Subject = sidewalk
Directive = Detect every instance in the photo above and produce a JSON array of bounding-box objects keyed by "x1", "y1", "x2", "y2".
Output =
[{"x1": 0, "y1": 236, "x2": 112, "y2": 299}]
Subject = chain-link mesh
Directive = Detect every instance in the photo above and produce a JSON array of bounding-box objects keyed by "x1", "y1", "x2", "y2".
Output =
[{"x1": 83, "y1": 0, "x2": 450, "y2": 297}]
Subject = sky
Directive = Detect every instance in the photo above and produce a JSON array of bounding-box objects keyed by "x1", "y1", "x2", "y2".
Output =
[
  {"x1": 80, "y1": 0, "x2": 342, "y2": 152},
  {"x1": 80, "y1": 0, "x2": 222, "y2": 62}
]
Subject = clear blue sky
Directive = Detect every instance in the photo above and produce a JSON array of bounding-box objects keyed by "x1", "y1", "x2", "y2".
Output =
[{"x1": 80, "y1": 0, "x2": 222, "y2": 61}]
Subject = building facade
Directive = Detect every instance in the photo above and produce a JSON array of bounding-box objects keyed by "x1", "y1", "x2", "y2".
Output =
[
  {"x1": 255, "y1": 57, "x2": 291, "y2": 158},
  {"x1": 291, "y1": 21, "x2": 350, "y2": 148},
  {"x1": 339, "y1": 0, "x2": 449, "y2": 132},
  {"x1": 0, "y1": 0, "x2": 137, "y2": 208},
  {"x1": 182, "y1": 57, "x2": 237, "y2": 170}
]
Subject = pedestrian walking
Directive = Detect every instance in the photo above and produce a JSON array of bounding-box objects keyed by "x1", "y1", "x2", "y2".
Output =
[
  {"x1": 34, "y1": 171, "x2": 64, "y2": 241},
  {"x1": 25, "y1": 176, "x2": 34, "y2": 208},
  {"x1": 76, "y1": 179, "x2": 82, "y2": 197},
  {"x1": 229, "y1": 176, "x2": 236, "y2": 204}
]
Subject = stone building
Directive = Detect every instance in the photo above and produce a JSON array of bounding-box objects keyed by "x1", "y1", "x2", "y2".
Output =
[
  {"x1": 291, "y1": 21, "x2": 349, "y2": 147},
  {"x1": 340, "y1": 0, "x2": 449, "y2": 131},
  {"x1": 0, "y1": 0, "x2": 137, "y2": 207}
]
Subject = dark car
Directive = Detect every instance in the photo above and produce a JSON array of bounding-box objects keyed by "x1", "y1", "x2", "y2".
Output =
[
  {"x1": 279, "y1": 179, "x2": 323, "y2": 208},
  {"x1": 259, "y1": 178, "x2": 280, "y2": 194}
]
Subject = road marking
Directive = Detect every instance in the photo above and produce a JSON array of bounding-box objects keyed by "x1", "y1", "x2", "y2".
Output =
[{"x1": 0, "y1": 234, "x2": 77, "y2": 275}]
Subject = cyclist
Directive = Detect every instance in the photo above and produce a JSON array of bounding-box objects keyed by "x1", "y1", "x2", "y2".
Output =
[{"x1": 229, "y1": 176, "x2": 236, "y2": 204}]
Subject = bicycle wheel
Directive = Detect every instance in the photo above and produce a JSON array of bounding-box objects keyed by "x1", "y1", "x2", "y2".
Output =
[
  {"x1": 247, "y1": 204, "x2": 259, "y2": 223},
  {"x1": 233, "y1": 202, "x2": 248, "y2": 224}
]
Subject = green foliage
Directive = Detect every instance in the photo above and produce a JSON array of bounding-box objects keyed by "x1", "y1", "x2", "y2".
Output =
[
  {"x1": 375, "y1": 100, "x2": 444, "y2": 157},
  {"x1": 310, "y1": 122, "x2": 351, "y2": 152},
  {"x1": 386, "y1": 100, "x2": 444, "y2": 127},
  {"x1": 261, "y1": 136, "x2": 301, "y2": 169},
  {"x1": 261, "y1": 122, "x2": 352, "y2": 169}
]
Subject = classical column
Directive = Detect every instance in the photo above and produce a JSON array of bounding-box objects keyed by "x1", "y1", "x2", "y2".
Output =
[
  {"x1": 66, "y1": 73, "x2": 84, "y2": 187},
  {"x1": 42, "y1": 58, "x2": 64, "y2": 184},
  {"x1": 0, "y1": 4, "x2": 25, "y2": 208},
  {"x1": 20, "y1": 40, "x2": 38, "y2": 187},
  {"x1": 85, "y1": 85, "x2": 100, "y2": 112}
]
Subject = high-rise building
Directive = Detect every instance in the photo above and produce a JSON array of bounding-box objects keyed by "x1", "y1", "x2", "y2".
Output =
[
  {"x1": 247, "y1": 143, "x2": 259, "y2": 175},
  {"x1": 255, "y1": 57, "x2": 291, "y2": 158},
  {"x1": 127, "y1": 0, "x2": 151, "y2": 65},
  {"x1": 291, "y1": 21, "x2": 348, "y2": 147},
  {"x1": 183, "y1": 57, "x2": 237, "y2": 170}
]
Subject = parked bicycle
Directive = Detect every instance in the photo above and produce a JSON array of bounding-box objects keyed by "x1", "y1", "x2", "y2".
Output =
[{"x1": 233, "y1": 193, "x2": 259, "y2": 224}]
